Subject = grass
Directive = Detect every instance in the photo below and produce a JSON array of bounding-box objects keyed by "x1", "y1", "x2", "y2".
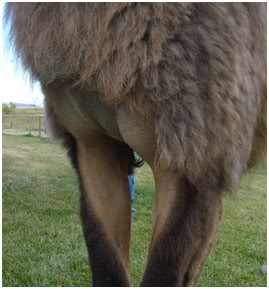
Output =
[
  {"x1": 3, "y1": 108, "x2": 45, "y2": 115},
  {"x1": 2, "y1": 135, "x2": 267, "y2": 287},
  {"x1": 14, "y1": 108, "x2": 45, "y2": 115}
]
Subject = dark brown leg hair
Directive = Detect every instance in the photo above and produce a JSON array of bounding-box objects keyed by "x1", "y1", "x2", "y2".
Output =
[
  {"x1": 62, "y1": 132, "x2": 135, "y2": 286},
  {"x1": 79, "y1": 191, "x2": 130, "y2": 286},
  {"x1": 140, "y1": 174, "x2": 223, "y2": 287},
  {"x1": 182, "y1": 196, "x2": 223, "y2": 286}
]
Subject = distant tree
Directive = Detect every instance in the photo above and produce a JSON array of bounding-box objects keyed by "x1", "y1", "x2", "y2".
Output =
[
  {"x1": 2, "y1": 104, "x2": 10, "y2": 114},
  {"x1": 9, "y1": 102, "x2": 16, "y2": 111},
  {"x1": 2, "y1": 102, "x2": 16, "y2": 115},
  {"x1": 32, "y1": 96, "x2": 39, "y2": 111}
]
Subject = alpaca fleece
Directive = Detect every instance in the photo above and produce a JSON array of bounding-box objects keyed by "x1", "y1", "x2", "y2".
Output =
[{"x1": 5, "y1": 3, "x2": 266, "y2": 192}]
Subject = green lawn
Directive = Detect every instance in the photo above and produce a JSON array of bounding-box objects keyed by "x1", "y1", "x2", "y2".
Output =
[{"x1": 2, "y1": 135, "x2": 267, "y2": 287}]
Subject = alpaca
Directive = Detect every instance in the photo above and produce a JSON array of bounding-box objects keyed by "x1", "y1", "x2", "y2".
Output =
[{"x1": 5, "y1": 3, "x2": 266, "y2": 286}]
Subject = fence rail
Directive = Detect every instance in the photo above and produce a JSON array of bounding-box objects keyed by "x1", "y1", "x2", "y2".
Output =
[{"x1": 2, "y1": 114, "x2": 48, "y2": 138}]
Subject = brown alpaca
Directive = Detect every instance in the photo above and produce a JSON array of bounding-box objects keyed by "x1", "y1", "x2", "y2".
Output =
[{"x1": 5, "y1": 3, "x2": 266, "y2": 286}]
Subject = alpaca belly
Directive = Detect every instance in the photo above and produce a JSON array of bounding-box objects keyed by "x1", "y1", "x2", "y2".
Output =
[
  {"x1": 117, "y1": 107, "x2": 157, "y2": 168},
  {"x1": 45, "y1": 84, "x2": 124, "y2": 143}
]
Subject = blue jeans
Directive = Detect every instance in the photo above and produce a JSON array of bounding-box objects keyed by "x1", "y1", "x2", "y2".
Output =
[{"x1": 128, "y1": 175, "x2": 136, "y2": 218}]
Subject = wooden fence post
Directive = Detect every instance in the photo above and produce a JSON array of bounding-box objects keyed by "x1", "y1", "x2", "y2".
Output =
[{"x1": 39, "y1": 116, "x2": 41, "y2": 137}]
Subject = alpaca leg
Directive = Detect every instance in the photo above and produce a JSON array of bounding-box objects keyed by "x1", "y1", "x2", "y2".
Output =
[
  {"x1": 116, "y1": 109, "x2": 223, "y2": 286},
  {"x1": 140, "y1": 169, "x2": 224, "y2": 287},
  {"x1": 74, "y1": 135, "x2": 133, "y2": 286},
  {"x1": 182, "y1": 196, "x2": 223, "y2": 286}
]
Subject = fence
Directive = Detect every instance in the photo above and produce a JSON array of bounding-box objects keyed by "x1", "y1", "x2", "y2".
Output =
[{"x1": 2, "y1": 115, "x2": 48, "y2": 138}]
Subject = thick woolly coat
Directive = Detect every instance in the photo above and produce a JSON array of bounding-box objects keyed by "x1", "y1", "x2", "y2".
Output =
[{"x1": 6, "y1": 3, "x2": 266, "y2": 192}]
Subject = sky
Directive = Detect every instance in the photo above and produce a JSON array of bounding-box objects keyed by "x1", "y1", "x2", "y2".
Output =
[{"x1": 1, "y1": 3, "x2": 44, "y2": 107}]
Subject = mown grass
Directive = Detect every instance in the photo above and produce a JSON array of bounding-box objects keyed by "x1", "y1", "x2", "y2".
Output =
[
  {"x1": 2, "y1": 135, "x2": 267, "y2": 287},
  {"x1": 3, "y1": 108, "x2": 45, "y2": 115}
]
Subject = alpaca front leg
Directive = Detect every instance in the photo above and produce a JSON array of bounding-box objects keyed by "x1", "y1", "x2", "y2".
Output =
[
  {"x1": 76, "y1": 137, "x2": 133, "y2": 286},
  {"x1": 141, "y1": 170, "x2": 223, "y2": 287}
]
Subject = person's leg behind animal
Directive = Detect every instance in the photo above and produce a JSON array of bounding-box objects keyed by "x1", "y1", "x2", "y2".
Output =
[{"x1": 128, "y1": 170, "x2": 136, "y2": 221}]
